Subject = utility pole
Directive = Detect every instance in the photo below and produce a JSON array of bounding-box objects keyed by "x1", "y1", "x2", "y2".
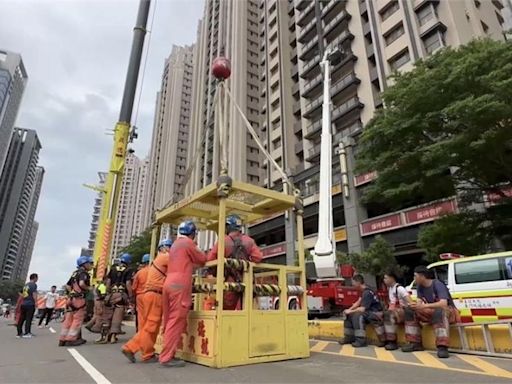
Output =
[
  {"x1": 312, "y1": 47, "x2": 342, "y2": 278},
  {"x1": 92, "y1": 0, "x2": 151, "y2": 281}
]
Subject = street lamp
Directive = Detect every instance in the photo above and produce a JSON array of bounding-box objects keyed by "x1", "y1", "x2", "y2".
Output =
[{"x1": 313, "y1": 47, "x2": 343, "y2": 278}]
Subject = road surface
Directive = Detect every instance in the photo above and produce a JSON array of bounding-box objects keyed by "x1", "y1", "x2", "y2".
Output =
[{"x1": 1, "y1": 317, "x2": 511, "y2": 384}]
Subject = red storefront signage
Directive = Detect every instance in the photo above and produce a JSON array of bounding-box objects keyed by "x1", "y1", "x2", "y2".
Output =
[
  {"x1": 261, "y1": 243, "x2": 287, "y2": 259},
  {"x1": 354, "y1": 171, "x2": 377, "y2": 187},
  {"x1": 404, "y1": 199, "x2": 457, "y2": 225},
  {"x1": 360, "y1": 214, "x2": 402, "y2": 236},
  {"x1": 486, "y1": 186, "x2": 512, "y2": 206}
]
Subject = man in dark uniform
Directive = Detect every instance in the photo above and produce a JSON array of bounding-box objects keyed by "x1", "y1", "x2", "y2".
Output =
[
  {"x1": 96, "y1": 253, "x2": 134, "y2": 344},
  {"x1": 338, "y1": 274, "x2": 385, "y2": 348}
]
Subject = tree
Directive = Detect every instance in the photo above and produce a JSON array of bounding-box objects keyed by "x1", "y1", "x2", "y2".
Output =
[
  {"x1": 0, "y1": 279, "x2": 24, "y2": 302},
  {"x1": 120, "y1": 229, "x2": 152, "y2": 265},
  {"x1": 357, "y1": 38, "x2": 512, "y2": 251}
]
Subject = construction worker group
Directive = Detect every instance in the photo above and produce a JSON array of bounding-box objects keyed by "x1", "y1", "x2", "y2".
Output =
[{"x1": 59, "y1": 214, "x2": 262, "y2": 368}]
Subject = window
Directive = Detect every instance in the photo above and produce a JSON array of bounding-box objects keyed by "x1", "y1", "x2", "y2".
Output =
[
  {"x1": 272, "y1": 137, "x2": 282, "y2": 150},
  {"x1": 432, "y1": 265, "x2": 448, "y2": 285},
  {"x1": 417, "y1": 5, "x2": 434, "y2": 26},
  {"x1": 423, "y1": 32, "x2": 442, "y2": 54},
  {"x1": 389, "y1": 49, "x2": 410, "y2": 70},
  {"x1": 384, "y1": 23, "x2": 405, "y2": 46},
  {"x1": 505, "y1": 258, "x2": 512, "y2": 279},
  {"x1": 380, "y1": 1, "x2": 399, "y2": 21},
  {"x1": 455, "y1": 258, "x2": 503, "y2": 284},
  {"x1": 481, "y1": 20, "x2": 489, "y2": 34}
]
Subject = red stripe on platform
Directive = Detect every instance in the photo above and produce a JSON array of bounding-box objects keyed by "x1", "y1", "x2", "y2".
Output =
[{"x1": 470, "y1": 308, "x2": 497, "y2": 316}]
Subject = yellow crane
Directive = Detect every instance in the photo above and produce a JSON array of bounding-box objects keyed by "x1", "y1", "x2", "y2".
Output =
[{"x1": 89, "y1": 0, "x2": 151, "y2": 282}]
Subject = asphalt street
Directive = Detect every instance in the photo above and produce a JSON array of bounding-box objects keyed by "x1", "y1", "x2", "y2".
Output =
[{"x1": 1, "y1": 316, "x2": 511, "y2": 384}]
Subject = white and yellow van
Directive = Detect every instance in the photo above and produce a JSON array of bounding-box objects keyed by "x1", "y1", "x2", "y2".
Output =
[{"x1": 408, "y1": 251, "x2": 512, "y2": 323}]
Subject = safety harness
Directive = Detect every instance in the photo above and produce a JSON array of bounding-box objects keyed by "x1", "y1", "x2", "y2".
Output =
[{"x1": 65, "y1": 268, "x2": 89, "y2": 311}]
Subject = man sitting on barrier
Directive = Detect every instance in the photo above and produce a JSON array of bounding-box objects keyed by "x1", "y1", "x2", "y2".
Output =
[
  {"x1": 207, "y1": 214, "x2": 263, "y2": 310},
  {"x1": 402, "y1": 266, "x2": 459, "y2": 359},
  {"x1": 382, "y1": 270, "x2": 412, "y2": 351},
  {"x1": 338, "y1": 274, "x2": 385, "y2": 348}
]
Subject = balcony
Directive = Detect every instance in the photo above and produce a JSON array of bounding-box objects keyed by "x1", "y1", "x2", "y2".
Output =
[
  {"x1": 304, "y1": 117, "x2": 322, "y2": 139},
  {"x1": 324, "y1": 11, "x2": 349, "y2": 37},
  {"x1": 321, "y1": 0, "x2": 341, "y2": 17},
  {"x1": 360, "y1": 0, "x2": 367, "y2": 14},
  {"x1": 326, "y1": 30, "x2": 354, "y2": 51},
  {"x1": 295, "y1": 142, "x2": 304, "y2": 154},
  {"x1": 303, "y1": 93, "x2": 323, "y2": 118},
  {"x1": 332, "y1": 97, "x2": 364, "y2": 123},
  {"x1": 289, "y1": 15, "x2": 296, "y2": 30},
  {"x1": 363, "y1": 21, "x2": 371, "y2": 36},
  {"x1": 298, "y1": 17, "x2": 317, "y2": 43},
  {"x1": 413, "y1": 0, "x2": 439, "y2": 10},
  {"x1": 294, "y1": 120, "x2": 302, "y2": 134},
  {"x1": 290, "y1": 45, "x2": 297, "y2": 60},
  {"x1": 300, "y1": 54, "x2": 321, "y2": 78},
  {"x1": 293, "y1": 100, "x2": 301, "y2": 115},
  {"x1": 302, "y1": 71, "x2": 323, "y2": 98},
  {"x1": 299, "y1": 35, "x2": 319, "y2": 61},
  {"x1": 331, "y1": 72, "x2": 360, "y2": 99},
  {"x1": 291, "y1": 63, "x2": 298, "y2": 78},
  {"x1": 297, "y1": 2, "x2": 315, "y2": 27},
  {"x1": 295, "y1": 0, "x2": 309, "y2": 11},
  {"x1": 306, "y1": 145, "x2": 321, "y2": 162},
  {"x1": 292, "y1": 82, "x2": 300, "y2": 96}
]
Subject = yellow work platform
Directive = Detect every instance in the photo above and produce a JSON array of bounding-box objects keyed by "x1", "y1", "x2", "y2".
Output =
[{"x1": 151, "y1": 179, "x2": 310, "y2": 368}]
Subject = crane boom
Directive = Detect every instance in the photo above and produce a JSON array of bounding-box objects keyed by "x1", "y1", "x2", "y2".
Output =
[{"x1": 91, "y1": 0, "x2": 151, "y2": 281}]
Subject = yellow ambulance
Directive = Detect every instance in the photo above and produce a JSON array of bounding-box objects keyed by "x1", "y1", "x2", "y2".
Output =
[{"x1": 410, "y1": 251, "x2": 512, "y2": 322}]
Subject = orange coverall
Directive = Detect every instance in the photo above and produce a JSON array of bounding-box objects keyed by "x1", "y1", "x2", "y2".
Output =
[
  {"x1": 132, "y1": 265, "x2": 149, "y2": 331},
  {"x1": 122, "y1": 252, "x2": 168, "y2": 361},
  {"x1": 207, "y1": 233, "x2": 263, "y2": 310},
  {"x1": 159, "y1": 237, "x2": 207, "y2": 364}
]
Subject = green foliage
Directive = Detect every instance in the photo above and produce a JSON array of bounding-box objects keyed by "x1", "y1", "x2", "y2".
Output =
[
  {"x1": 0, "y1": 279, "x2": 24, "y2": 302},
  {"x1": 418, "y1": 212, "x2": 493, "y2": 263},
  {"x1": 120, "y1": 229, "x2": 152, "y2": 265},
  {"x1": 357, "y1": 39, "x2": 512, "y2": 210}
]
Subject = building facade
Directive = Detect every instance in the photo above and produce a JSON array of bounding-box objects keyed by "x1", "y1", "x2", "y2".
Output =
[
  {"x1": 145, "y1": 45, "x2": 194, "y2": 228},
  {"x1": 248, "y1": 0, "x2": 506, "y2": 269},
  {"x1": 0, "y1": 50, "x2": 28, "y2": 175},
  {"x1": 0, "y1": 128, "x2": 43, "y2": 280}
]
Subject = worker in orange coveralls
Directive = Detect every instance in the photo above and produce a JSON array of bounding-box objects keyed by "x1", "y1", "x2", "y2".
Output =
[
  {"x1": 121, "y1": 240, "x2": 173, "y2": 363},
  {"x1": 132, "y1": 253, "x2": 150, "y2": 332},
  {"x1": 58, "y1": 256, "x2": 93, "y2": 346},
  {"x1": 159, "y1": 221, "x2": 207, "y2": 368},
  {"x1": 207, "y1": 214, "x2": 263, "y2": 310}
]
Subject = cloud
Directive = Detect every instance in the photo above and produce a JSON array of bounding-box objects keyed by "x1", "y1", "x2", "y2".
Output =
[{"x1": 0, "y1": 0, "x2": 204, "y2": 288}]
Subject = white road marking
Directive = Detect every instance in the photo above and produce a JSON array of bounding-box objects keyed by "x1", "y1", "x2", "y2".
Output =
[
  {"x1": 68, "y1": 348, "x2": 111, "y2": 384},
  {"x1": 49, "y1": 327, "x2": 56, "y2": 333}
]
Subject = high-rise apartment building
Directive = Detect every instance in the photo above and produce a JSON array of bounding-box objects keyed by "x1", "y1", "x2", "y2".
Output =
[
  {"x1": 17, "y1": 221, "x2": 39, "y2": 281},
  {"x1": 502, "y1": 0, "x2": 512, "y2": 38},
  {"x1": 146, "y1": 45, "x2": 194, "y2": 226},
  {"x1": 247, "y1": 0, "x2": 506, "y2": 267},
  {"x1": 87, "y1": 171, "x2": 107, "y2": 253},
  {"x1": 0, "y1": 128, "x2": 43, "y2": 280},
  {"x1": 186, "y1": 0, "x2": 262, "y2": 195},
  {"x1": 0, "y1": 51, "x2": 28, "y2": 175},
  {"x1": 111, "y1": 152, "x2": 142, "y2": 258},
  {"x1": 133, "y1": 156, "x2": 149, "y2": 236}
]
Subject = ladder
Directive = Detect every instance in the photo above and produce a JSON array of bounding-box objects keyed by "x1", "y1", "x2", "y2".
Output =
[{"x1": 451, "y1": 319, "x2": 512, "y2": 359}]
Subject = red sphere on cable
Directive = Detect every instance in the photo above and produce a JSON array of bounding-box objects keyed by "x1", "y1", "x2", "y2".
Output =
[{"x1": 212, "y1": 56, "x2": 231, "y2": 80}]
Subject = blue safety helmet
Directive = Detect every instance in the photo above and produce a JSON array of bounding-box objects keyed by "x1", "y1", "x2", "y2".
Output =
[
  {"x1": 120, "y1": 253, "x2": 132, "y2": 264},
  {"x1": 77, "y1": 256, "x2": 93, "y2": 267},
  {"x1": 178, "y1": 220, "x2": 197, "y2": 236},
  {"x1": 158, "y1": 239, "x2": 173, "y2": 250},
  {"x1": 226, "y1": 214, "x2": 242, "y2": 231},
  {"x1": 141, "y1": 254, "x2": 150, "y2": 264}
]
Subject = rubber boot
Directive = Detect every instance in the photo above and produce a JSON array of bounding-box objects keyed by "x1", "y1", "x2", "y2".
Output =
[
  {"x1": 385, "y1": 342, "x2": 399, "y2": 351},
  {"x1": 351, "y1": 338, "x2": 368, "y2": 348},
  {"x1": 437, "y1": 346, "x2": 449, "y2": 359},
  {"x1": 160, "y1": 358, "x2": 186, "y2": 368},
  {"x1": 58, "y1": 340, "x2": 67, "y2": 347},
  {"x1": 338, "y1": 337, "x2": 355, "y2": 345},
  {"x1": 401, "y1": 343, "x2": 424, "y2": 352}
]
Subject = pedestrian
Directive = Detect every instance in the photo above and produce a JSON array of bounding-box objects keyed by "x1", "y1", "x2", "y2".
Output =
[
  {"x1": 17, "y1": 273, "x2": 38, "y2": 339},
  {"x1": 132, "y1": 253, "x2": 151, "y2": 332},
  {"x1": 96, "y1": 253, "x2": 134, "y2": 344},
  {"x1": 59, "y1": 256, "x2": 93, "y2": 346},
  {"x1": 38, "y1": 285, "x2": 59, "y2": 328},
  {"x1": 338, "y1": 274, "x2": 385, "y2": 348},
  {"x1": 122, "y1": 240, "x2": 172, "y2": 363},
  {"x1": 207, "y1": 214, "x2": 262, "y2": 310},
  {"x1": 159, "y1": 221, "x2": 207, "y2": 368},
  {"x1": 382, "y1": 270, "x2": 413, "y2": 350},
  {"x1": 402, "y1": 266, "x2": 460, "y2": 358}
]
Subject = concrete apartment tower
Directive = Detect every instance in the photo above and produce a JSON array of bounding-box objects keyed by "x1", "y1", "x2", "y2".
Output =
[
  {"x1": 0, "y1": 128, "x2": 43, "y2": 280},
  {"x1": 87, "y1": 172, "x2": 107, "y2": 253},
  {"x1": 145, "y1": 45, "x2": 194, "y2": 234},
  {"x1": 186, "y1": 0, "x2": 262, "y2": 195},
  {"x1": 0, "y1": 50, "x2": 28, "y2": 175}
]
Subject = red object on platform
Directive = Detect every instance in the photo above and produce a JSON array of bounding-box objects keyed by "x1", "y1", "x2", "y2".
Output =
[
  {"x1": 212, "y1": 57, "x2": 231, "y2": 80},
  {"x1": 340, "y1": 264, "x2": 354, "y2": 278}
]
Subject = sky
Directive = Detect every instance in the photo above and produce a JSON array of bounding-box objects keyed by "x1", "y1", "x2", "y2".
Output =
[{"x1": 0, "y1": 0, "x2": 204, "y2": 289}]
